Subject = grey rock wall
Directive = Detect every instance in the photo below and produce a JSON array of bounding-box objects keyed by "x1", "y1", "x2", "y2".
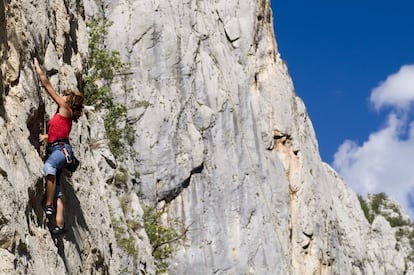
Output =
[
  {"x1": 0, "y1": 0, "x2": 412, "y2": 274},
  {"x1": 103, "y1": 0, "x2": 412, "y2": 274}
]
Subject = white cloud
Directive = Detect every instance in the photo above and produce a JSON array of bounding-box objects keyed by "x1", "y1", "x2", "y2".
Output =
[
  {"x1": 370, "y1": 65, "x2": 414, "y2": 111},
  {"x1": 334, "y1": 65, "x2": 414, "y2": 219}
]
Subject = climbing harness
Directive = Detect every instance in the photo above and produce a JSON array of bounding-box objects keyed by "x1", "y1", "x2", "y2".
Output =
[
  {"x1": 61, "y1": 143, "x2": 72, "y2": 164},
  {"x1": 58, "y1": 141, "x2": 79, "y2": 172},
  {"x1": 46, "y1": 139, "x2": 80, "y2": 172}
]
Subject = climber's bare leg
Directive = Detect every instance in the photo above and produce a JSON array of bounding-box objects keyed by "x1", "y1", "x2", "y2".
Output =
[
  {"x1": 45, "y1": 175, "x2": 56, "y2": 206},
  {"x1": 55, "y1": 197, "x2": 64, "y2": 227}
]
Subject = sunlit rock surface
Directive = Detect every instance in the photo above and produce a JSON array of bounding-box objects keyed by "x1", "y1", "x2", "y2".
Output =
[{"x1": 0, "y1": 0, "x2": 412, "y2": 274}]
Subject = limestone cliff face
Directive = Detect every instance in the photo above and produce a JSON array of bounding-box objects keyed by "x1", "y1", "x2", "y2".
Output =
[{"x1": 0, "y1": 0, "x2": 412, "y2": 274}]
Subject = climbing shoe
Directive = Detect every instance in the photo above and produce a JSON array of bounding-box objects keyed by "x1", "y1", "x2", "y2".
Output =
[
  {"x1": 51, "y1": 225, "x2": 66, "y2": 235},
  {"x1": 44, "y1": 205, "x2": 54, "y2": 216}
]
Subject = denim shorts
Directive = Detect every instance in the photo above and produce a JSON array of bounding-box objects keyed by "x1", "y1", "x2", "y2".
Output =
[{"x1": 43, "y1": 143, "x2": 73, "y2": 198}]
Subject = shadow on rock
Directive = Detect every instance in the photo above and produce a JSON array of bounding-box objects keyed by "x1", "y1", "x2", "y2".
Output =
[{"x1": 52, "y1": 171, "x2": 90, "y2": 270}]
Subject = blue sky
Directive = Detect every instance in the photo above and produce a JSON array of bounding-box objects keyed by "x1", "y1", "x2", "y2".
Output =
[{"x1": 271, "y1": 1, "x2": 414, "y2": 217}]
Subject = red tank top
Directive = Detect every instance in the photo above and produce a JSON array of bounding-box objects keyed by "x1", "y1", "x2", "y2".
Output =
[{"x1": 47, "y1": 113, "x2": 72, "y2": 143}]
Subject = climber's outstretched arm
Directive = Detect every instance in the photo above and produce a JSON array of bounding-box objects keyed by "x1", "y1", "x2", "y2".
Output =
[{"x1": 33, "y1": 58, "x2": 69, "y2": 110}]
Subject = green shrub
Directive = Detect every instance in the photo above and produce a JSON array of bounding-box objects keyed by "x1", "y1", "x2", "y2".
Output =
[
  {"x1": 117, "y1": 237, "x2": 138, "y2": 258},
  {"x1": 387, "y1": 216, "x2": 410, "y2": 227},
  {"x1": 104, "y1": 104, "x2": 127, "y2": 158},
  {"x1": 358, "y1": 195, "x2": 373, "y2": 224},
  {"x1": 85, "y1": 17, "x2": 135, "y2": 158},
  {"x1": 143, "y1": 206, "x2": 184, "y2": 274},
  {"x1": 110, "y1": 213, "x2": 138, "y2": 258},
  {"x1": 125, "y1": 124, "x2": 135, "y2": 146},
  {"x1": 84, "y1": 18, "x2": 124, "y2": 109},
  {"x1": 370, "y1": 192, "x2": 387, "y2": 215},
  {"x1": 359, "y1": 192, "x2": 414, "y2": 262}
]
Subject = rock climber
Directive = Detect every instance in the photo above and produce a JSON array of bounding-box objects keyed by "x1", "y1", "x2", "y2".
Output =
[{"x1": 33, "y1": 57, "x2": 85, "y2": 235}]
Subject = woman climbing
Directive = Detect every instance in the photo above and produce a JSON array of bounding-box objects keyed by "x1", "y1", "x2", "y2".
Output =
[{"x1": 34, "y1": 57, "x2": 85, "y2": 235}]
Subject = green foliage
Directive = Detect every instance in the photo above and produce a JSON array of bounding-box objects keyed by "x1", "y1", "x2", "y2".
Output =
[
  {"x1": 111, "y1": 213, "x2": 138, "y2": 258},
  {"x1": 395, "y1": 228, "x2": 414, "y2": 260},
  {"x1": 359, "y1": 192, "x2": 411, "y2": 227},
  {"x1": 83, "y1": 79, "x2": 111, "y2": 109},
  {"x1": 134, "y1": 170, "x2": 141, "y2": 178},
  {"x1": 117, "y1": 237, "x2": 138, "y2": 258},
  {"x1": 119, "y1": 195, "x2": 129, "y2": 214},
  {"x1": 396, "y1": 228, "x2": 405, "y2": 241},
  {"x1": 114, "y1": 167, "x2": 128, "y2": 187},
  {"x1": 408, "y1": 230, "x2": 414, "y2": 261},
  {"x1": 359, "y1": 192, "x2": 414, "y2": 262},
  {"x1": 143, "y1": 206, "x2": 182, "y2": 274},
  {"x1": 88, "y1": 19, "x2": 123, "y2": 80},
  {"x1": 85, "y1": 17, "x2": 135, "y2": 158},
  {"x1": 125, "y1": 124, "x2": 135, "y2": 146},
  {"x1": 370, "y1": 192, "x2": 387, "y2": 215},
  {"x1": 135, "y1": 100, "x2": 151, "y2": 109},
  {"x1": 84, "y1": 18, "x2": 124, "y2": 108},
  {"x1": 388, "y1": 216, "x2": 411, "y2": 227},
  {"x1": 104, "y1": 104, "x2": 127, "y2": 158},
  {"x1": 127, "y1": 219, "x2": 141, "y2": 232},
  {"x1": 109, "y1": 197, "x2": 148, "y2": 259},
  {"x1": 358, "y1": 195, "x2": 373, "y2": 224}
]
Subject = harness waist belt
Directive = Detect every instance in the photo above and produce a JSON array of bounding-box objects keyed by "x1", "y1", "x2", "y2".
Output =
[{"x1": 48, "y1": 139, "x2": 70, "y2": 147}]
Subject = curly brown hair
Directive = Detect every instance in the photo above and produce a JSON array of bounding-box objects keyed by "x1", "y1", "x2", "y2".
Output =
[
  {"x1": 63, "y1": 90, "x2": 86, "y2": 111},
  {"x1": 64, "y1": 89, "x2": 85, "y2": 122}
]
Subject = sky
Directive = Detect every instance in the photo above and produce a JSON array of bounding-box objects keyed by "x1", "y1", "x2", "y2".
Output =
[{"x1": 270, "y1": 1, "x2": 414, "y2": 218}]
